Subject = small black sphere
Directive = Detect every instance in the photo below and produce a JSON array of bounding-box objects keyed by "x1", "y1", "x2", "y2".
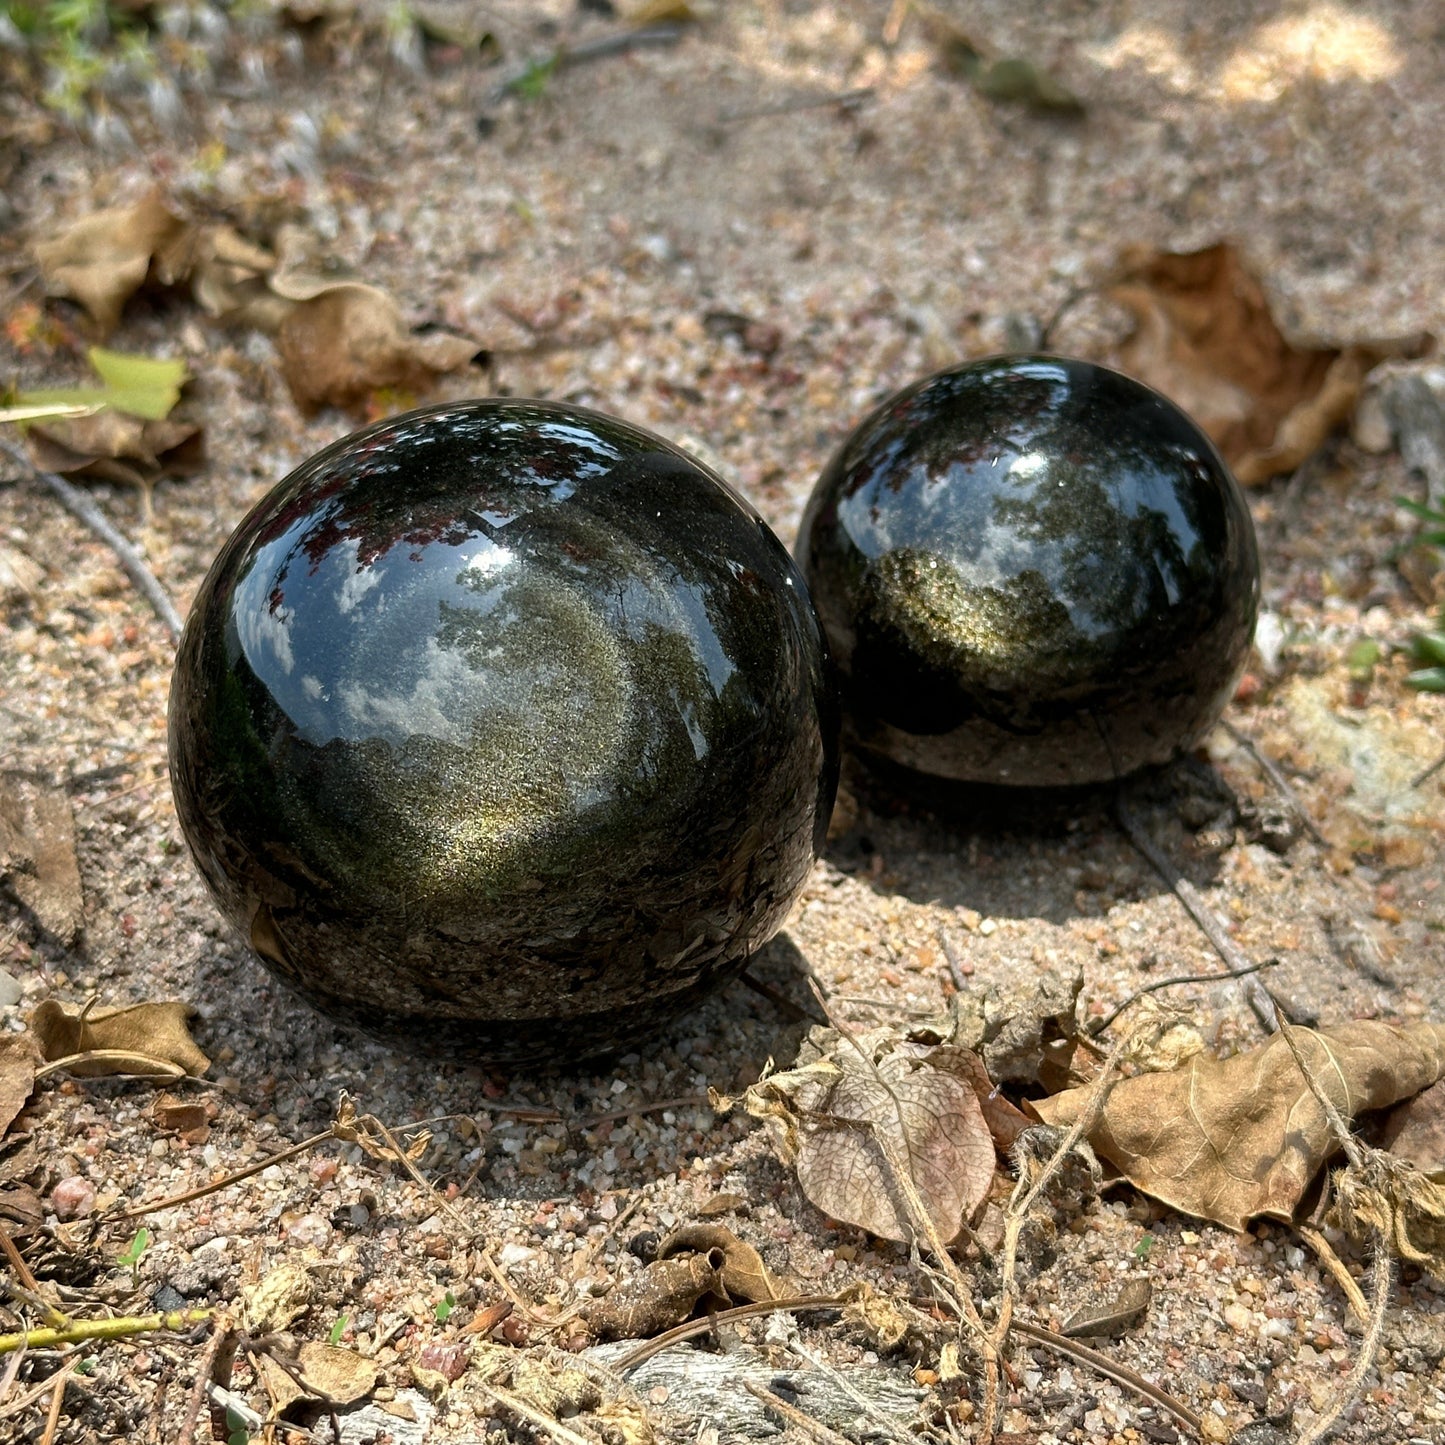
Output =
[
  {"x1": 796, "y1": 356, "x2": 1260, "y2": 788},
  {"x1": 170, "y1": 400, "x2": 838, "y2": 1063}
]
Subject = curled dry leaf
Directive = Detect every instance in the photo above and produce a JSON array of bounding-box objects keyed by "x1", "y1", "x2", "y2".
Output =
[
  {"x1": 840, "y1": 1280, "x2": 914, "y2": 1352},
  {"x1": 0, "y1": 1033, "x2": 39, "y2": 1139},
  {"x1": 276, "y1": 284, "x2": 481, "y2": 415},
  {"x1": 152, "y1": 1092, "x2": 214, "y2": 1145},
  {"x1": 727, "y1": 1019, "x2": 996, "y2": 1245},
  {"x1": 257, "y1": 1341, "x2": 380, "y2": 1412},
  {"x1": 581, "y1": 1248, "x2": 726, "y2": 1341},
  {"x1": 242, "y1": 1261, "x2": 314, "y2": 1335},
  {"x1": 1108, "y1": 243, "x2": 1427, "y2": 485},
  {"x1": 1061, "y1": 1277, "x2": 1152, "y2": 1339},
  {"x1": 657, "y1": 1223, "x2": 791, "y2": 1302},
  {"x1": 1033, "y1": 1020, "x2": 1445, "y2": 1231},
  {"x1": 30, "y1": 999, "x2": 211, "y2": 1078},
  {"x1": 0, "y1": 774, "x2": 84, "y2": 944},
  {"x1": 33, "y1": 190, "x2": 188, "y2": 336},
  {"x1": 26, "y1": 412, "x2": 203, "y2": 489}
]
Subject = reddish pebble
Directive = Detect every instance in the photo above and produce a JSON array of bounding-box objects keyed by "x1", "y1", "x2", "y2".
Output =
[
  {"x1": 50, "y1": 1175, "x2": 96, "y2": 1219},
  {"x1": 417, "y1": 1338, "x2": 472, "y2": 1383},
  {"x1": 1234, "y1": 673, "x2": 1262, "y2": 704}
]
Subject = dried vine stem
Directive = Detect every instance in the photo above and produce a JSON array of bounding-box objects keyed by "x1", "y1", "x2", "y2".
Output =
[
  {"x1": 744, "y1": 1380, "x2": 857, "y2": 1445},
  {"x1": 1272, "y1": 1009, "x2": 1393, "y2": 1444},
  {"x1": 1010, "y1": 1320, "x2": 1202, "y2": 1434},
  {"x1": 1, "y1": 437, "x2": 183, "y2": 640},
  {"x1": 1220, "y1": 719, "x2": 1328, "y2": 846},
  {"x1": 988, "y1": 1026, "x2": 1131, "y2": 1417},
  {"x1": 1114, "y1": 791, "x2": 1279, "y2": 1032},
  {"x1": 807, "y1": 980, "x2": 1002, "y2": 1445}
]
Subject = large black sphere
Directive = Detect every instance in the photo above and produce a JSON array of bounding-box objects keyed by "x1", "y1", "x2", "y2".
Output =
[
  {"x1": 796, "y1": 356, "x2": 1259, "y2": 788},
  {"x1": 170, "y1": 400, "x2": 838, "y2": 1063}
]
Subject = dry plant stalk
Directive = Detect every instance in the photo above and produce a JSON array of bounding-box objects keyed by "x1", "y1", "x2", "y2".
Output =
[
  {"x1": 806, "y1": 982, "x2": 1002, "y2": 1445},
  {"x1": 1273, "y1": 1011, "x2": 1394, "y2": 1445}
]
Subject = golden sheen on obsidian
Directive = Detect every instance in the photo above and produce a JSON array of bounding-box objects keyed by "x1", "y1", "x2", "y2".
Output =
[
  {"x1": 796, "y1": 356, "x2": 1260, "y2": 787},
  {"x1": 169, "y1": 400, "x2": 838, "y2": 1063}
]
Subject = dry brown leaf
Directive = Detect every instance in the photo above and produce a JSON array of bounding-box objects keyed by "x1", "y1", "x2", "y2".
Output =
[
  {"x1": 0, "y1": 1033, "x2": 39, "y2": 1139},
  {"x1": 187, "y1": 224, "x2": 291, "y2": 332},
  {"x1": 658, "y1": 1223, "x2": 790, "y2": 1302},
  {"x1": 0, "y1": 542, "x2": 44, "y2": 604},
  {"x1": 30, "y1": 999, "x2": 211, "y2": 1078},
  {"x1": 732, "y1": 1020, "x2": 996, "y2": 1245},
  {"x1": 293, "y1": 1342, "x2": 381, "y2": 1404},
  {"x1": 275, "y1": 284, "x2": 480, "y2": 415},
  {"x1": 1033, "y1": 1020, "x2": 1445, "y2": 1231},
  {"x1": 242, "y1": 1261, "x2": 314, "y2": 1335},
  {"x1": 152, "y1": 1092, "x2": 213, "y2": 1144},
  {"x1": 1061, "y1": 1277, "x2": 1152, "y2": 1338},
  {"x1": 26, "y1": 411, "x2": 203, "y2": 488},
  {"x1": 1381, "y1": 1078, "x2": 1445, "y2": 1177},
  {"x1": 34, "y1": 191, "x2": 189, "y2": 336},
  {"x1": 696, "y1": 1191, "x2": 747, "y2": 1216},
  {"x1": 0, "y1": 774, "x2": 84, "y2": 944},
  {"x1": 581, "y1": 1248, "x2": 726, "y2": 1341},
  {"x1": 1108, "y1": 244, "x2": 1426, "y2": 485}
]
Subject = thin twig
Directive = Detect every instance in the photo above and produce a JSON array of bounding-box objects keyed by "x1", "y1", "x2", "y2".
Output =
[
  {"x1": 0, "y1": 1220, "x2": 64, "y2": 1324},
  {"x1": 1296, "y1": 1223, "x2": 1370, "y2": 1324},
  {"x1": 0, "y1": 1354, "x2": 84, "y2": 1421},
  {"x1": 1114, "y1": 791, "x2": 1279, "y2": 1032},
  {"x1": 35, "y1": 1049, "x2": 186, "y2": 1082},
  {"x1": 1220, "y1": 720, "x2": 1328, "y2": 846},
  {"x1": 177, "y1": 1314, "x2": 232, "y2": 1445},
  {"x1": 807, "y1": 979, "x2": 1000, "y2": 1444},
  {"x1": 490, "y1": 24, "x2": 684, "y2": 102},
  {"x1": 0, "y1": 1276, "x2": 70, "y2": 1332},
  {"x1": 1411, "y1": 748, "x2": 1445, "y2": 790},
  {"x1": 38, "y1": 1366, "x2": 66, "y2": 1445},
  {"x1": 114, "y1": 1127, "x2": 334, "y2": 1219},
  {"x1": 1086, "y1": 959, "x2": 1277, "y2": 1038},
  {"x1": 787, "y1": 1338, "x2": 918, "y2": 1445},
  {"x1": 613, "y1": 1295, "x2": 845, "y2": 1372},
  {"x1": 479, "y1": 1382, "x2": 604, "y2": 1445},
  {"x1": 1, "y1": 437, "x2": 183, "y2": 640},
  {"x1": 937, "y1": 928, "x2": 971, "y2": 992},
  {"x1": 1272, "y1": 1007, "x2": 1393, "y2": 1444},
  {"x1": 718, "y1": 87, "x2": 874, "y2": 125},
  {"x1": 990, "y1": 1029, "x2": 1131, "y2": 1422},
  {"x1": 739, "y1": 969, "x2": 818, "y2": 1023},
  {"x1": 1297, "y1": 1243, "x2": 1391, "y2": 1445},
  {"x1": 1011, "y1": 1320, "x2": 1202, "y2": 1433},
  {"x1": 744, "y1": 1380, "x2": 857, "y2": 1445}
]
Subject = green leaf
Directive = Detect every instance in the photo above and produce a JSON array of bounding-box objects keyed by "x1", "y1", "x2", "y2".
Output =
[
  {"x1": 86, "y1": 347, "x2": 188, "y2": 419},
  {"x1": 329, "y1": 1313, "x2": 348, "y2": 1345},
  {"x1": 117, "y1": 1227, "x2": 150, "y2": 1267},
  {"x1": 9, "y1": 348, "x2": 187, "y2": 425},
  {"x1": 1414, "y1": 632, "x2": 1445, "y2": 668},
  {"x1": 1346, "y1": 638, "x2": 1381, "y2": 679},
  {"x1": 434, "y1": 1290, "x2": 456, "y2": 1324},
  {"x1": 1406, "y1": 665, "x2": 1445, "y2": 693}
]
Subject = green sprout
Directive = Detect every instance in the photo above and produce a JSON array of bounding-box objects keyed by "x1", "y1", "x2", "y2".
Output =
[
  {"x1": 433, "y1": 1290, "x2": 456, "y2": 1324},
  {"x1": 116, "y1": 1226, "x2": 150, "y2": 1285},
  {"x1": 328, "y1": 1313, "x2": 349, "y2": 1345},
  {"x1": 1131, "y1": 1233, "x2": 1156, "y2": 1261},
  {"x1": 1399, "y1": 496, "x2": 1445, "y2": 693}
]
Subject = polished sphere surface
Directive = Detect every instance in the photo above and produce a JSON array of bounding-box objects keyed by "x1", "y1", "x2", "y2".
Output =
[
  {"x1": 170, "y1": 400, "x2": 838, "y2": 1062},
  {"x1": 797, "y1": 356, "x2": 1259, "y2": 787}
]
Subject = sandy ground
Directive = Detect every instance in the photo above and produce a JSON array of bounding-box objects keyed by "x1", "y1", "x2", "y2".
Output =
[{"x1": 2, "y1": 3, "x2": 1444, "y2": 1442}]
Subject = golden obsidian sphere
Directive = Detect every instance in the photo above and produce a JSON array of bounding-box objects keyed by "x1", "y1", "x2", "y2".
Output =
[
  {"x1": 796, "y1": 356, "x2": 1260, "y2": 788},
  {"x1": 170, "y1": 400, "x2": 838, "y2": 1063}
]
